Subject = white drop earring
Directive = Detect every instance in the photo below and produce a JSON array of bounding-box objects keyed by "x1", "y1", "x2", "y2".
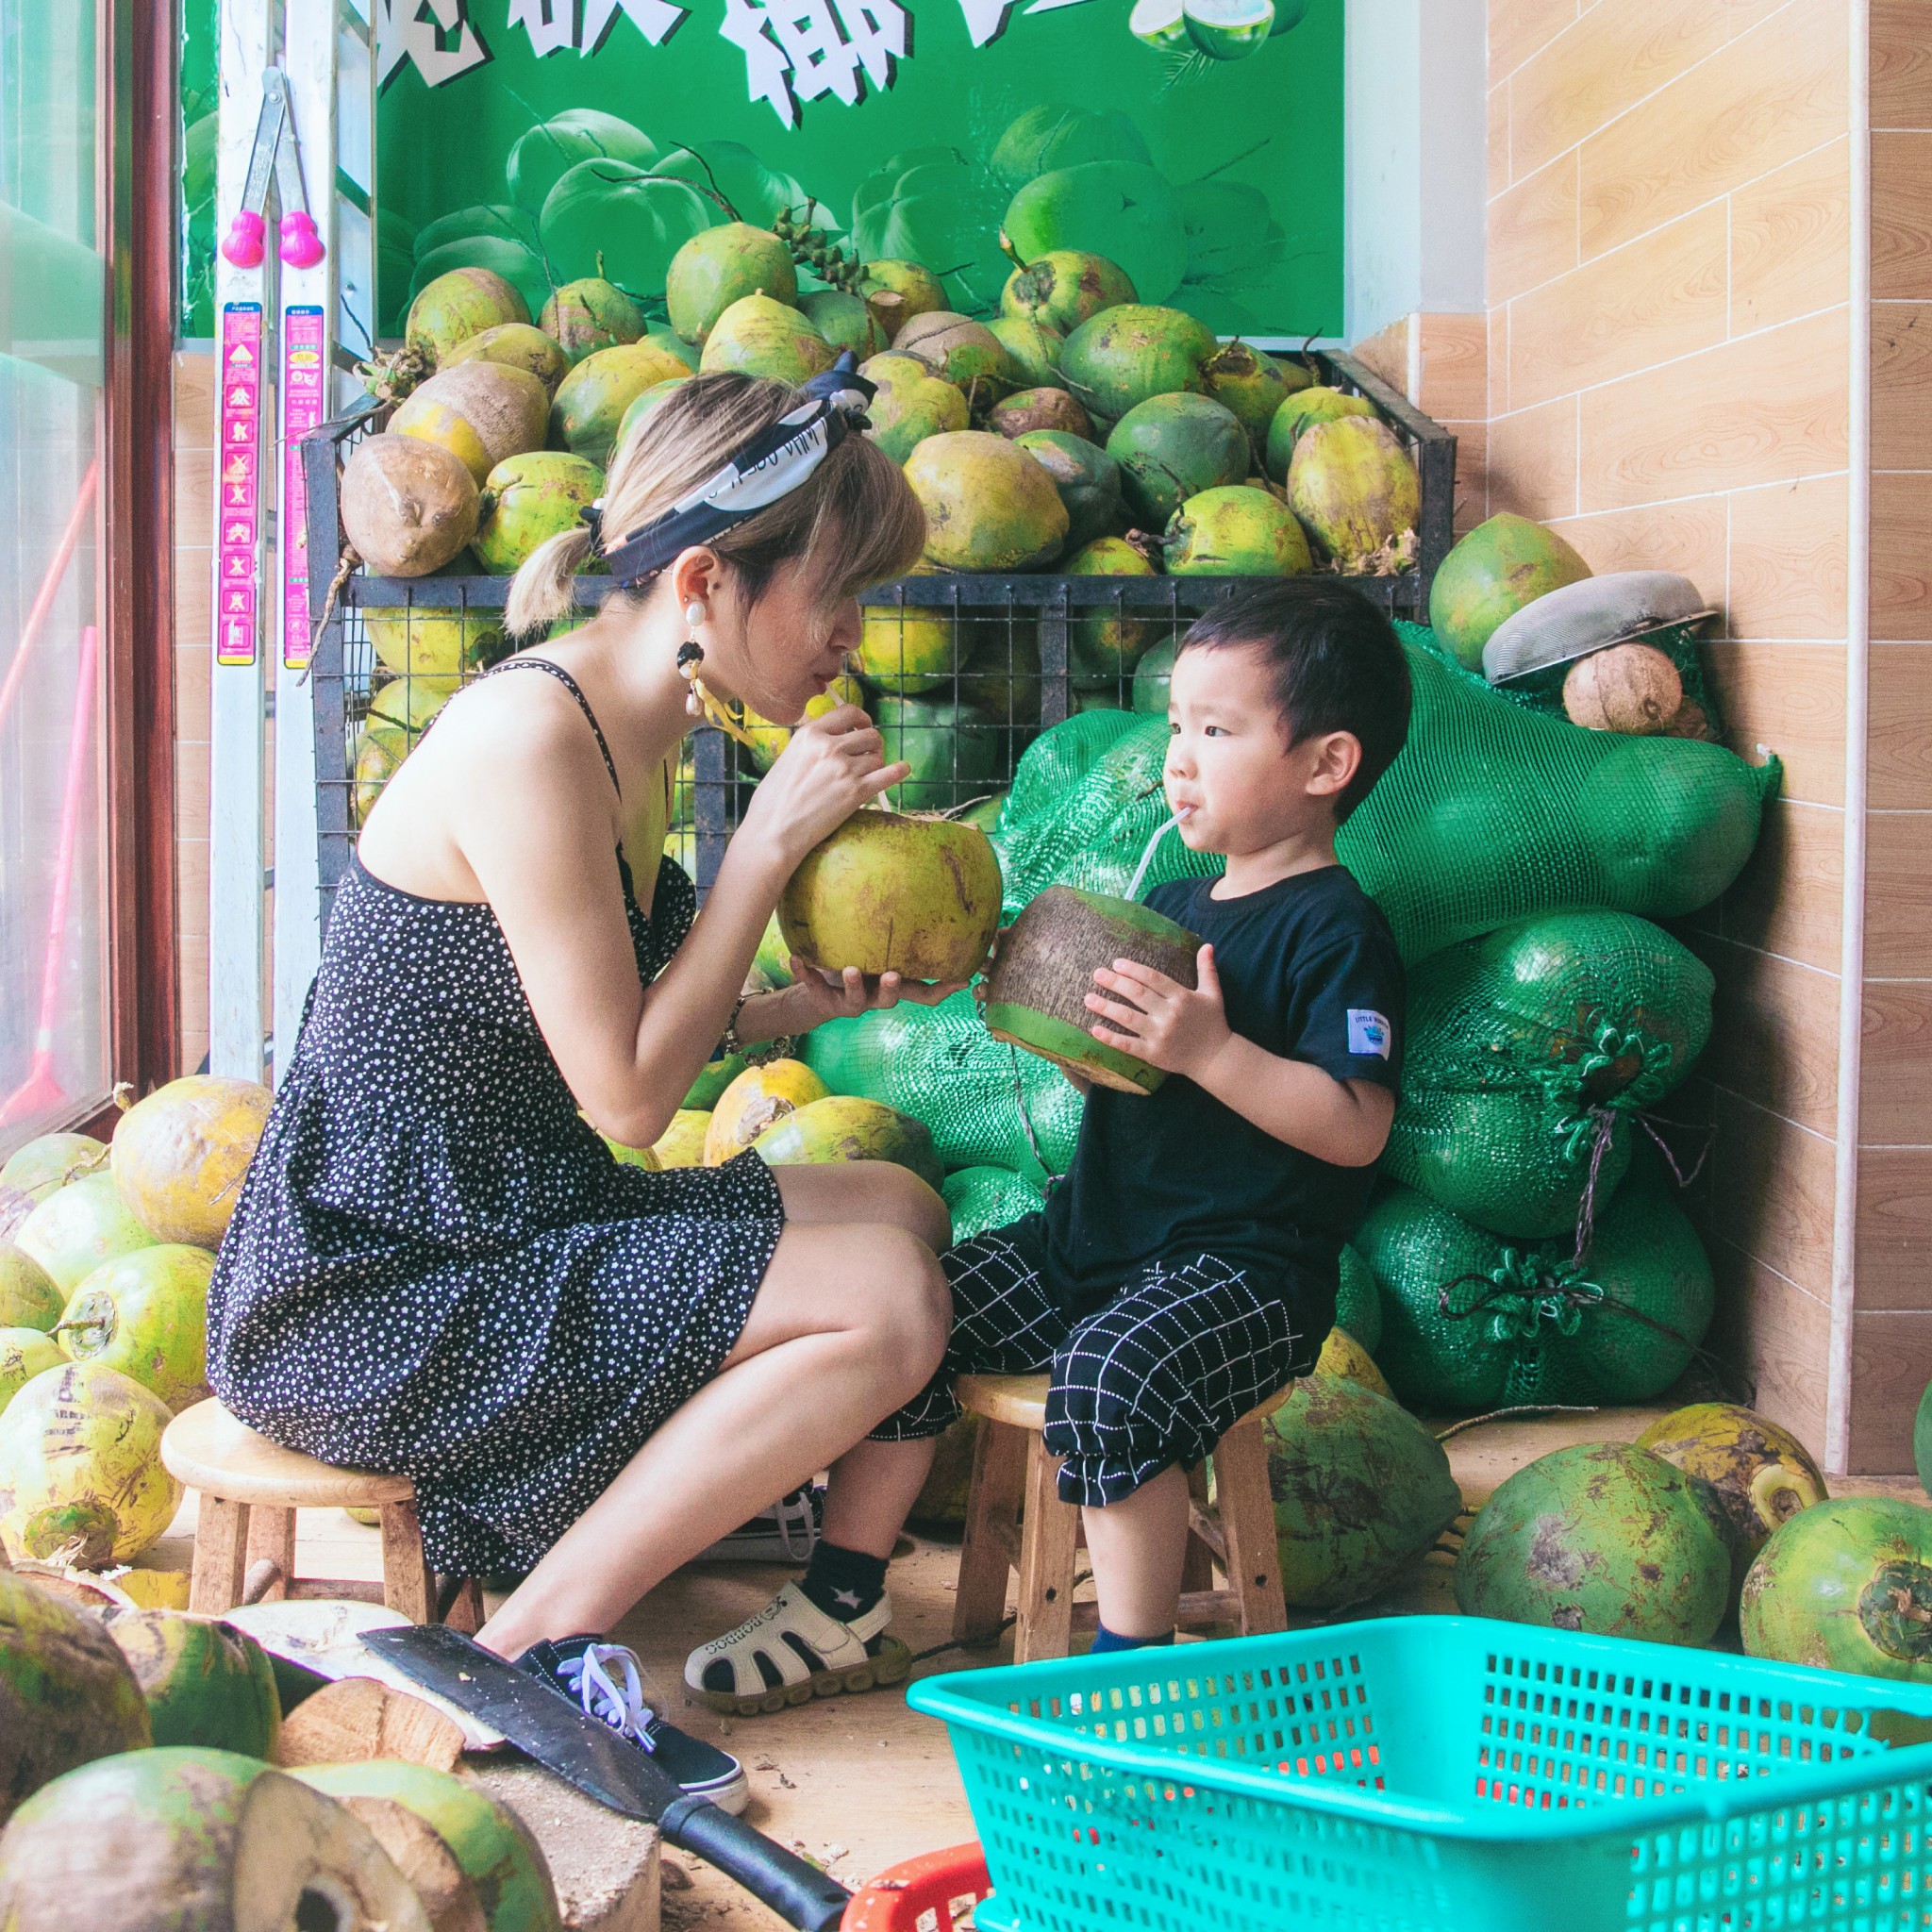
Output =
[{"x1": 677, "y1": 601, "x2": 707, "y2": 720}]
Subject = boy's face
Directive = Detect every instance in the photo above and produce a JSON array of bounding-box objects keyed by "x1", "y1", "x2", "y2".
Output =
[{"x1": 1164, "y1": 641, "x2": 1362, "y2": 857}]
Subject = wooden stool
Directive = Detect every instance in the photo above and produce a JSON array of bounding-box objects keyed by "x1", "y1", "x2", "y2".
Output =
[
  {"x1": 160, "y1": 1400, "x2": 483, "y2": 1629},
  {"x1": 951, "y1": 1373, "x2": 1291, "y2": 1664}
]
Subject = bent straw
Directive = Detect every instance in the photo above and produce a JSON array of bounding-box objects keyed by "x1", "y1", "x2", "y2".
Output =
[
  {"x1": 0, "y1": 624, "x2": 101, "y2": 1129},
  {"x1": 0, "y1": 458, "x2": 99, "y2": 736}
]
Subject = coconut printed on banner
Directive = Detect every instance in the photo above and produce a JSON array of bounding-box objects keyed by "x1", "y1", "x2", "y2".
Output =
[{"x1": 373, "y1": 0, "x2": 1341, "y2": 339}]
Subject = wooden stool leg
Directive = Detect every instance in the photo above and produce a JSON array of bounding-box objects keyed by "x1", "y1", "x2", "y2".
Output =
[
  {"x1": 437, "y1": 1574, "x2": 486, "y2": 1633},
  {"x1": 954, "y1": 1421, "x2": 1026, "y2": 1646},
  {"x1": 1014, "y1": 1437, "x2": 1078, "y2": 1664},
  {"x1": 1211, "y1": 1417, "x2": 1287, "y2": 1636},
  {"x1": 377, "y1": 1499, "x2": 432, "y2": 1624},
  {"x1": 243, "y1": 1504, "x2": 296, "y2": 1604},
  {"x1": 190, "y1": 1496, "x2": 253, "y2": 1614},
  {"x1": 1181, "y1": 1461, "x2": 1216, "y2": 1598}
]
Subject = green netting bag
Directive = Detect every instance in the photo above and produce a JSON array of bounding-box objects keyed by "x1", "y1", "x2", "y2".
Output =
[
  {"x1": 995, "y1": 624, "x2": 1780, "y2": 960},
  {"x1": 1336, "y1": 1242, "x2": 1381, "y2": 1351},
  {"x1": 801, "y1": 990, "x2": 1084, "y2": 1182},
  {"x1": 1384, "y1": 910, "x2": 1714, "y2": 1240},
  {"x1": 943, "y1": 1164, "x2": 1048, "y2": 1242},
  {"x1": 1357, "y1": 1175, "x2": 1715, "y2": 1411}
]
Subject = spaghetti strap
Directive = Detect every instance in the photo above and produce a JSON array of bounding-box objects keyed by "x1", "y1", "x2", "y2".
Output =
[{"x1": 489, "y1": 658, "x2": 623, "y2": 799}]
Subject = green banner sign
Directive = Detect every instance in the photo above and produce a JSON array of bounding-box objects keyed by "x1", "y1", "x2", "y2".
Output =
[{"x1": 371, "y1": 0, "x2": 1342, "y2": 344}]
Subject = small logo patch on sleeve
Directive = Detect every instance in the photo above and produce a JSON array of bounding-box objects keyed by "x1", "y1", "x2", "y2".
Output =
[{"x1": 1347, "y1": 1009, "x2": 1392, "y2": 1059}]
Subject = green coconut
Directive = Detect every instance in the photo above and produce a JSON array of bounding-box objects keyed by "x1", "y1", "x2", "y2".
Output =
[
  {"x1": 904, "y1": 431, "x2": 1069, "y2": 573},
  {"x1": 99, "y1": 1609, "x2": 279, "y2": 1757},
  {"x1": 440, "y1": 322, "x2": 569, "y2": 397},
  {"x1": 352, "y1": 724, "x2": 408, "y2": 826},
  {"x1": 644, "y1": 325, "x2": 701, "y2": 371},
  {"x1": 856, "y1": 597, "x2": 962, "y2": 695},
  {"x1": 1289, "y1": 415, "x2": 1422, "y2": 566},
  {"x1": 750, "y1": 1096, "x2": 944, "y2": 1194},
  {"x1": 405, "y1": 267, "x2": 530, "y2": 367},
  {"x1": 551, "y1": 340, "x2": 693, "y2": 465},
  {"x1": 863, "y1": 259, "x2": 949, "y2": 340},
  {"x1": 367, "y1": 675, "x2": 459, "y2": 741},
  {"x1": 508, "y1": 108, "x2": 658, "y2": 213},
  {"x1": 1000, "y1": 249, "x2": 1138, "y2": 335},
  {"x1": 859, "y1": 353, "x2": 969, "y2": 464},
  {"x1": 891, "y1": 311, "x2": 1015, "y2": 398},
  {"x1": 0, "y1": 1247, "x2": 62, "y2": 1332},
  {"x1": 993, "y1": 389, "x2": 1091, "y2": 441},
  {"x1": 1064, "y1": 536, "x2": 1157, "y2": 686},
  {"x1": 754, "y1": 911, "x2": 797, "y2": 988},
  {"x1": 800, "y1": 290, "x2": 888, "y2": 360},
  {"x1": 987, "y1": 317, "x2": 1065, "y2": 392},
  {"x1": 1428, "y1": 512, "x2": 1594, "y2": 671},
  {"x1": 1637, "y1": 1402, "x2": 1827, "y2": 1569},
  {"x1": 991, "y1": 107, "x2": 1153, "y2": 193},
  {"x1": 1265, "y1": 1375, "x2": 1461, "y2": 1609},
  {"x1": 684, "y1": 1055, "x2": 748, "y2": 1112},
  {"x1": 538, "y1": 160, "x2": 716, "y2": 293},
  {"x1": 1106, "y1": 392, "x2": 1250, "y2": 529},
  {"x1": 0, "y1": 1747, "x2": 433, "y2": 1932},
  {"x1": 0, "y1": 1332, "x2": 61, "y2": 1412},
  {"x1": 875, "y1": 695, "x2": 1007, "y2": 811},
  {"x1": 113, "y1": 1076, "x2": 273, "y2": 1254},
  {"x1": 1129, "y1": 0, "x2": 1191, "y2": 49},
  {"x1": 390, "y1": 360, "x2": 550, "y2": 488},
  {"x1": 1060, "y1": 304, "x2": 1217, "y2": 424},
  {"x1": 364, "y1": 605, "x2": 506, "y2": 681},
  {"x1": 957, "y1": 617, "x2": 1042, "y2": 726},
  {"x1": 15, "y1": 1174, "x2": 156, "y2": 1298},
  {"x1": 0, "y1": 1135, "x2": 107, "y2": 1207},
  {"x1": 1336, "y1": 1242, "x2": 1381, "y2": 1350},
  {"x1": 780, "y1": 810, "x2": 1002, "y2": 984},
  {"x1": 667, "y1": 224, "x2": 800, "y2": 346},
  {"x1": 613, "y1": 376, "x2": 691, "y2": 455},
  {"x1": 1741, "y1": 1496, "x2": 1932, "y2": 1680},
  {"x1": 0, "y1": 1362, "x2": 181, "y2": 1566},
  {"x1": 340, "y1": 435, "x2": 480, "y2": 578},
  {"x1": 407, "y1": 237, "x2": 549, "y2": 335},
  {"x1": 1004, "y1": 164, "x2": 1189, "y2": 307},
  {"x1": 985, "y1": 884, "x2": 1200, "y2": 1095},
  {"x1": 1455, "y1": 1441, "x2": 1731, "y2": 1645},
  {"x1": 293, "y1": 1761, "x2": 560, "y2": 1932},
  {"x1": 699, "y1": 292, "x2": 835, "y2": 386},
  {"x1": 475, "y1": 450, "x2": 605, "y2": 575},
  {"x1": 54, "y1": 1245, "x2": 213, "y2": 1413},
  {"x1": 0, "y1": 1570, "x2": 151, "y2": 1825},
  {"x1": 1184, "y1": 0, "x2": 1274, "y2": 58},
  {"x1": 1164, "y1": 484, "x2": 1312, "y2": 576},
  {"x1": 538, "y1": 276, "x2": 643, "y2": 367},
  {"x1": 1014, "y1": 432, "x2": 1124, "y2": 551},
  {"x1": 1203, "y1": 341, "x2": 1308, "y2": 453},
  {"x1": 1132, "y1": 636, "x2": 1176, "y2": 713},
  {"x1": 1265, "y1": 385, "x2": 1374, "y2": 481}
]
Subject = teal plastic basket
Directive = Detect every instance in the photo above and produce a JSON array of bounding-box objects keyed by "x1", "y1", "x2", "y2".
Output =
[{"x1": 908, "y1": 1615, "x2": 1932, "y2": 1932}]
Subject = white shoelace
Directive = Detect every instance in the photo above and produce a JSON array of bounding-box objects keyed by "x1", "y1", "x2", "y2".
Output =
[{"x1": 559, "y1": 1643, "x2": 658, "y2": 1751}]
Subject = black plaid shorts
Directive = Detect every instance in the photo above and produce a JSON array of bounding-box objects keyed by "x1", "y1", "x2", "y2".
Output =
[{"x1": 870, "y1": 1217, "x2": 1323, "y2": 1507}]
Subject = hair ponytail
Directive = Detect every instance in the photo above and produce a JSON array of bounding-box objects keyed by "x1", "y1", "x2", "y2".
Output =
[{"x1": 505, "y1": 523, "x2": 593, "y2": 638}]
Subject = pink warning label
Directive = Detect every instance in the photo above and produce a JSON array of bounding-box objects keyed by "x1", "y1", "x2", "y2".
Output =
[
  {"x1": 217, "y1": 304, "x2": 264, "y2": 667},
  {"x1": 282, "y1": 305, "x2": 326, "y2": 669}
]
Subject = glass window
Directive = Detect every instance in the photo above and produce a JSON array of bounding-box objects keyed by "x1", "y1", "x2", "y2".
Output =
[{"x1": 0, "y1": 0, "x2": 111, "y2": 1151}]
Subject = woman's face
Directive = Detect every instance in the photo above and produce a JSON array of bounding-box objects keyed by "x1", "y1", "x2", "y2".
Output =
[{"x1": 696, "y1": 558, "x2": 863, "y2": 725}]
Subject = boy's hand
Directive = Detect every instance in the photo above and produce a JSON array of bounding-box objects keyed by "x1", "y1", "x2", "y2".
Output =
[{"x1": 1085, "y1": 943, "x2": 1232, "y2": 1078}]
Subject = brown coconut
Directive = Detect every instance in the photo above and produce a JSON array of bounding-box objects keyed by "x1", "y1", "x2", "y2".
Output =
[
  {"x1": 991, "y1": 387, "x2": 1093, "y2": 441},
  {"x1": 390, "y1": 362, "x2": 550, "y2": 485},
  {"x1": 341, "y1": 434, "x2": 479, "y2": 577},
  {"x1": 1562, "y1": 641, "x2": 1684, "y2": 735},
  {"x1": 1662, "y1": 697, "x2": 1718, "y2": 741}
]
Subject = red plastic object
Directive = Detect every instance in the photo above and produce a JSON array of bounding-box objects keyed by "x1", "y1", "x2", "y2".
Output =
[
  {"x1": 841, "y1": 1844, "x2": 992, "y2": 1931},
  {"x1": 279, "y1": 210, "x2": 324, "y2": 268},
  {"x1": 222, "y1": 208, "x2": 267, "y2": 268}
]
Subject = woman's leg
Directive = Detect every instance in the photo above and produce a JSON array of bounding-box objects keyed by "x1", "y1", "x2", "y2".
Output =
[
  {"x1": 771, "y1": 1159, "x2": 949, "y2": 1252},
  {"x1": 475, "y1": 1219, "x2": 950, "y2": 1657}
]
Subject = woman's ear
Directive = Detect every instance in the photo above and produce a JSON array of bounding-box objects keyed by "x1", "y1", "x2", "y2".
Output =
[{"x1": 669, "y1": 546, "x2": 727, "y2": 619}]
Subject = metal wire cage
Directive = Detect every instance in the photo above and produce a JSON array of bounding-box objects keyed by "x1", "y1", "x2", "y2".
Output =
[{"x1": 302, "y1": 348, "x2": 1455, "y2": 924}]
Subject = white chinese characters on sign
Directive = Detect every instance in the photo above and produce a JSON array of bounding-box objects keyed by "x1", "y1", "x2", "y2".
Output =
[
  {"x1": 375, "y1": 0, "x2": 492, "y2": 89},
  {"x1": 724, "y1": 0, "x2": 908, "y2": 125}
]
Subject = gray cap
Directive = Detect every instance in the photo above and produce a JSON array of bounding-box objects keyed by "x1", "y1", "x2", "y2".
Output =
[{"x1": 1482, "y1": 571, "x2": 1716, "y2": 684}]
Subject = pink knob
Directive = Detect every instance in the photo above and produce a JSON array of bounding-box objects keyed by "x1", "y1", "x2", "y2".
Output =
[
  {"x1": 279, "y1": 211, "x2": 324, "y2": 269},
  {"x1": 221, "y1": 209, "x2": 267, "y2": 269}
]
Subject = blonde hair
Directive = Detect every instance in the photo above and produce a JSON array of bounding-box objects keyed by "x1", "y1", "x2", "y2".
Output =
[{"x1": 505, "y1": 372, "x2": 927, "y2": 637}]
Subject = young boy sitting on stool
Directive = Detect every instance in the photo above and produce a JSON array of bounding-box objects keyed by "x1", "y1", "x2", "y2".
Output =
[{"x1": 688, "y1": 578, "x2": 1411, "y2": 1702}]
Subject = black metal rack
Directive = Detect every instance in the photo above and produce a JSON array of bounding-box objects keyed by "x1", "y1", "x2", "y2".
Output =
[{"x1": 302, "y1": 348, "x2": 1456, "y2": 924}]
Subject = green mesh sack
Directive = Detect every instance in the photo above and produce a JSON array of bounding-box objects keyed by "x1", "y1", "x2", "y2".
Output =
[
  {"x1": 1447, "y1": 621, "x2": 1724, "y2": 739},
  {"x1": 1336, "y1": 1242, "x2": 1381, "y2": 1351},
  {"x1": 1384, "y1": 910, "x2": 1714, "y2": 1239},
  {"x1": 995, "y1": 625, "x2": 1780, "y2": 959},
  {"x1": 943, "y1": 1164, "x2": 1048, "y2": 1241},
  {"x1": 802, "y1": 991, "x2": 1083, "y2": 1182},
  {"x1": 1357, "y1": 1176, "x2": 1714, "y2": 1411}
]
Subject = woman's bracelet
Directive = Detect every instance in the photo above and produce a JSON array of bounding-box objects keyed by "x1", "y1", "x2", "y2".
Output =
[{"x1": 720, "y1": 992, "x2": 750, "y2": 1058}]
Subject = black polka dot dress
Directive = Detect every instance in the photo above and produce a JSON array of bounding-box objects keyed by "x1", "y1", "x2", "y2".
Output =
[{"x1": 207, "y1": 663, "x2": 783, "y2": 1579}]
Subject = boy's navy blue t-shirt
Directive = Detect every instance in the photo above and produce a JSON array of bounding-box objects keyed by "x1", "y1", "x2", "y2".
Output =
[{"x1": 1039, "y1": 863, "x2": 1405, "y2": 1314}]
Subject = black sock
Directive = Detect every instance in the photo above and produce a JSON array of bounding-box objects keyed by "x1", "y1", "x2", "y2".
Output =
[{"x1": 798, "y1": 1541, "x2": 888, "y2": 1621}]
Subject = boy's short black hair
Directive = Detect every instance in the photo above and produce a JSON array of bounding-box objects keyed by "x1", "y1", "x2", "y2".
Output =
[{"x1": 1175, "y1": 579, "x2": 1411, "y2": 821}]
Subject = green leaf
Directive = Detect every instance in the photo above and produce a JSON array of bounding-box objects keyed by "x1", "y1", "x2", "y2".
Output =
[
  {"x1": 538, "y1": 159, "x2": 720, "y2": 295},
  {"x1": 1003, "y1": 161, "x2": 1190, "y2": 305}
]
